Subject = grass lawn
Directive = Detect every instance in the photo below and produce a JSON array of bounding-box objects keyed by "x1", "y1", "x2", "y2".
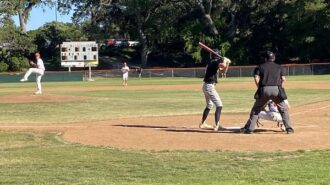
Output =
[
  {"x1": 1, "y1": 132, "x2": 329, "y2": 184},
  {"x1": 0, "y1": 75, "x2": 330, "y2": 184}
]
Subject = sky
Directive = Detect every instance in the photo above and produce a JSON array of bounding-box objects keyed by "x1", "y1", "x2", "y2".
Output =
[{"x1": 13, "y1": 5, "x2": 73, "y2": 31}]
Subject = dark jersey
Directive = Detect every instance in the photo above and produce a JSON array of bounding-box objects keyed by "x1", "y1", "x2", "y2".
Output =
[
  {"x1": 254, "y1": 62, "x2": 285, "y2": 87},
  {"x1": 203, "y1": 59, "x2": 222, "y2": 84}
]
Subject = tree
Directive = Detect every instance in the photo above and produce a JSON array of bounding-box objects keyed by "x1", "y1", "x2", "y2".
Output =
[
  {"x1": 284, "y1": 0, "x2": 329, "y2": 61},
  {"x1": 197, "y1": 0, "x2": 219, "y2": 36},
  {"x1": 0, "y1": 1, "x2": 16, "y2": 17},
  {"x1": 2, "y1": 0, "x2": 54, "y2": 33},
  {"x1": 32, "y1": 21, "x2": 88, "y2": 69},
  {"x1": 0, "y1": 15, "x2": 35, "y2": 71}
]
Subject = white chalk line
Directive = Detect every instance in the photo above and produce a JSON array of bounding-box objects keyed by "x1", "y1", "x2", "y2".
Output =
[
  {"x1": 291, "y1": 105, "x2": 330, "y2": 116},
  {"x1": 1, "y1": 105, "x2": 328, "y2": 130},
  {"x1": 0, "y1": 125, "x2": 87, "y2": 128}
]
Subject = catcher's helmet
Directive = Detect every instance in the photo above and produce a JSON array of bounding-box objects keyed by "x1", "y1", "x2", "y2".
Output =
[{"x1": 265, "y1": 51, "x2": 276, "y2": 62}]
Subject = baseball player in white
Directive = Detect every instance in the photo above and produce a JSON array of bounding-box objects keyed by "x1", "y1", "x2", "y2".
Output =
[
  {"x1": 20, "y1": 51, "x2": 45, "y2": 95},
  {"x1": 257, "y1": 100, "x2": 290, "y2": 131},
  {"x1": 121, "y1": 62, "x2": 130, "y2": 86}
]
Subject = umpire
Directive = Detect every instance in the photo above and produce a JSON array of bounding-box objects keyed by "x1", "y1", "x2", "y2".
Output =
[{"x1": 242, "y1": 51, "x2": 294, "y2": 134}]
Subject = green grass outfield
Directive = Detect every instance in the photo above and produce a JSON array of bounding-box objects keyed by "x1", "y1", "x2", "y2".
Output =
[{"x1": 0, "y1": 75, "x2": 330, "y2": 184}]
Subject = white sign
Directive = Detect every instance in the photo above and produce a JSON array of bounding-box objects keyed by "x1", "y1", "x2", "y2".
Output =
[
  {"x1": 61, "y1": 62, "x2": 85, "y2": 67},
  {"x1": 60, "y1": 41, "x2": 99, "y2": 67}
]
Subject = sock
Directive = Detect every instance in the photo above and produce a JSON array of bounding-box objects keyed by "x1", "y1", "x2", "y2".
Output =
[
  {"x1": 201, "y1": 108, "x2": 211, "y2": 124},
  {"x1": 215, "y1": 106, "x2": 222, "y2": 125}
]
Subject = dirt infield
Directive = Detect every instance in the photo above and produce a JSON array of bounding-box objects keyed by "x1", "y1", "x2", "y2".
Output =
[
  {"x1": 1, "y1": 99, "x2": 329, "y2": 151},
  {"x1": 43, "y1": 100, "x2": 330, "y2": 151},
  {"x1": 1, "y1": 82, "x2": 330, "y2": 151}
]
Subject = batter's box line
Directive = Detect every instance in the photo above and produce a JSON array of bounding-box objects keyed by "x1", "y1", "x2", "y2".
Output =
[
  {"x1": 291, "y1": 105, "x2": 330, "y2": 116},
  {"x1": 293, "y1": 123, "x2": 319, "y2": 128}
]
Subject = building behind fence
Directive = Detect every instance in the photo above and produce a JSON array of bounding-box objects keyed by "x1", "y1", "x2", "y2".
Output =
[{"x1": 1, "y1": 63, "x2": 330, "y2": 83}]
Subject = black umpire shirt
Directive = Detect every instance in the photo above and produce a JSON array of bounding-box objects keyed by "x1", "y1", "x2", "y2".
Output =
[
  {"x1": 203, "y1": 59, "x2": 222, "y2": 84},
  {"x1": 254, "y1": 61, "x2": 285, "y2": 87}
]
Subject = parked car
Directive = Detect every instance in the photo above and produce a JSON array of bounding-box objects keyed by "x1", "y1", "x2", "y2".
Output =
[
  {"x1": 106, "y1": 39, "x2": 116, "y2": 47},
  {"x1": 128, "y1": 41, "x2": 139, "y2": 47},
  {"x1": 114, "y1": 39, "x2": 129, "y2": 47}
]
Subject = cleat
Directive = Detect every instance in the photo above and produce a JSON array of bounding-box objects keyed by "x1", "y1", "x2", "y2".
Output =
[
  {"x1": 286, "y1": 128, "x2": 294, "y2": 134},
  {"x1": 213, "y1": 124, "x2": 223, "y2": 131},
  {"x1": 34, "y1": 91, "x2": 42, "y2": 95},
  {"x1": 199, "y1": 123, "x2": 213, "y2": 129},
  {"x1": 240, "y1": 127, "x2": 253, "y2": 134},
  {"x1": 243, "y1": 129, "x2": 253, "y2": 134},
  {"x1": 20, "y1": 78, "x2": 28, "y2": 82}
]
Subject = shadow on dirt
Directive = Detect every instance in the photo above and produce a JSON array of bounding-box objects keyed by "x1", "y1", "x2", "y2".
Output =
[{"x1": 114, "y1": 124, "x2": 283, "y2": 134}]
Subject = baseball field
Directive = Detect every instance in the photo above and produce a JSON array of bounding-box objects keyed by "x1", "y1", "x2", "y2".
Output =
[{"x1": 1, "y1": 75, "x2": 330, "y2": 184}]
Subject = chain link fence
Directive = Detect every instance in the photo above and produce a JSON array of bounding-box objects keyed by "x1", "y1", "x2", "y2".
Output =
[{"x1": 1, "y1": 63, "x2": 330, "y2": 83}]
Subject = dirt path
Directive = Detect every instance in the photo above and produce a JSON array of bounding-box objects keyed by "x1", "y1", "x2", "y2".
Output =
[
  {"x1": 1, "y1": 82, "x2": 330, "y2": 151},
  {"x1": 1, "y1": 100, "x2": 329, "y2": 152}
]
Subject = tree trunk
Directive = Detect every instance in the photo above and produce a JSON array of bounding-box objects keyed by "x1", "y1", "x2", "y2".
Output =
[
  {"x1": 198, "y1": 0, "x2": 219, "y2": 36},
  {"x1": 140, "y1": 43, "x2": 149, "y2": 67},
  {"x1": 203, "y1": 13, "x2": 218, "y2": 35},
  {"x1": 137, "y1": 19, "x2": 149, "y2": 66},
  {"x1": 18, "y1": 10, "x2": 27, "y2": 33},
  {"x1": 139, "y1": 29, "x2": 149, "y2": 66},
  {"x1": 18, "y1": 2, "x2": 35, "y2": 34}
]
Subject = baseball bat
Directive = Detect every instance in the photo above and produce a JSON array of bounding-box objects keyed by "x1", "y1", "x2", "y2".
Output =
[{"x1": 198, "y1": 42, "x2": 222, "y2": 58}]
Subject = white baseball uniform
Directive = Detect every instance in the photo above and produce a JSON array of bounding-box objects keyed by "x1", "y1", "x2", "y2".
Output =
[
  {"x1": 121, "y1": 66, "x2": 129, "y2": 81},
  {"x1": 22, "y1": 58, "x2": 45, "y2": 94}
]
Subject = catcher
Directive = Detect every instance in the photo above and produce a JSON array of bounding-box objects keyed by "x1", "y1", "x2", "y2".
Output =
[{"x1": 257, "y1": 100, "x2": 290, "y2": 131}]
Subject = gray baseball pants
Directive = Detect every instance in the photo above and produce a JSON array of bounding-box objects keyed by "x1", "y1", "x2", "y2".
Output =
[
  {"x1": 246, "y1": 86, "x2": 293, "y2": 131},
  {"x1": 203, "y1": 83, "x2": 223, "y2": 109}
]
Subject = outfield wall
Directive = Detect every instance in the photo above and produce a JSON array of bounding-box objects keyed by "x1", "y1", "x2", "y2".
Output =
[{"x1": 1, "y1": 63, "x2": 329, "y2": 83}]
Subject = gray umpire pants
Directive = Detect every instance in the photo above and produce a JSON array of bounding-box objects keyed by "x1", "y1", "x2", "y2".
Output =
[
  {"x1": 246, "y1": 86, "x2": 293, "y2": 131},
  {"x1": 203, "y1": 83, "x2": 223, "y2": 109}
]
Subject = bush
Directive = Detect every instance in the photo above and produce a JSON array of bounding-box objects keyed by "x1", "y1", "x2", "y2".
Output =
[
  {"x1": 8, "y1": 57, "x2": 29, "y2": 71},
  {"x1": 0, "y1": 61, "x2": 9, "y2": 72}
]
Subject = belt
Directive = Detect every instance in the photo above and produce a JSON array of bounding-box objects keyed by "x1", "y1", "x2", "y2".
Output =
[{"x1": 204, "y1": 82, "x2": 216, "y2": 84}]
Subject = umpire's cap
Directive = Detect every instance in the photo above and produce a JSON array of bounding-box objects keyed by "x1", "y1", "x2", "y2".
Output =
[{"x1": 264, "y1": 51, "x2": 276, "y2": 62}]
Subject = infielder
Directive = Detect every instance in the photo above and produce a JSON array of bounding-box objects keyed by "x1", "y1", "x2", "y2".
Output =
[
  {"x1": 199, "y1": 49, "x2": 231, "y2": 131},
  {"x1": 20, "y1": 51, "x2": 45, "y2": 95},
  {"x1": 121, "y1": 62, "x2": 130, "y2": 86}
]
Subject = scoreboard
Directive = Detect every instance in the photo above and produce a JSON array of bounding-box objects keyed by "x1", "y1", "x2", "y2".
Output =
[{"x1": 60, "y1": 41, "x2": 98, "y2": 67}]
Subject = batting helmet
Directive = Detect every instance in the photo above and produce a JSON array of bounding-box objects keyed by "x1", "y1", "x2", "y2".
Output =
[{"x1": 211, "y1": 49, "x2": 221, "y2": 59}]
